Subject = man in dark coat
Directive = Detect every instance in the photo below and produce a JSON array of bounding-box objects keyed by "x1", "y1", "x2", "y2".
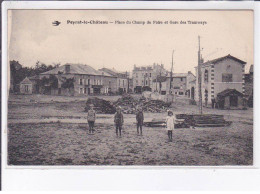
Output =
[
  {"x1": 136, "y1": 106, "x2": 144, "y2": 135},
  {"x1": 114, "y1": 106, "x2": 124, "y2": 137},
  {"x1": 211, "y1": 98, "x2": 216, "y2": 109}
]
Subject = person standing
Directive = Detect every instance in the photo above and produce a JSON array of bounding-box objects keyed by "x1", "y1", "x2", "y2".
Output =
[
  {"x1": 136, "y1": 106, "x2": 144, "y2": 135},
  {"x1": 165, "y1": 110, "x2": 175, "y2": 141},
  {"x1": 114, "y1": 106, "x2": 124, "y2": 137},
  {"x1": 211, "y1": 98, "x2": 216, "y2": 109},
  {"x1": 87, "y1": 104, "x2": 96, "y2": 134}
]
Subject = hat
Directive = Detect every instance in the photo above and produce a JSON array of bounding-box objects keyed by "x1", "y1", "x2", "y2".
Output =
[{"x1": 116, "y1": 106, "x2": 121, "y2": 110}]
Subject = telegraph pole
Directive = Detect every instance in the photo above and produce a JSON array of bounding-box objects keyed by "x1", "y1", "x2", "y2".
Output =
[
  {"x1": 198, "y1": 36, "x2": 203, "y2": 114},
  {"x1": 170, "y1": 50, "x2": 174, "y2": 94}
]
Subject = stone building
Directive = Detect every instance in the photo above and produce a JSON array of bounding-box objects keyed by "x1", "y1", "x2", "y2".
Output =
[
  {"x1": 152, "y1": 71, "x2": 196, "y2": 97},
  {"x1": 19, "y1": 77, "x2": 33, "y2": 94},
  {"x1": 195, "y1": 54, "x2": 246, "y2": 107},
  {"x1": 99, "y1": 68, "x2": 129, "y2": 94},
  {"x1": 132, "y1": 63, "x2": 167, "y2": 93},
  {"x1": 40, "y1": 64, "x2": 116, "y2": 96}
]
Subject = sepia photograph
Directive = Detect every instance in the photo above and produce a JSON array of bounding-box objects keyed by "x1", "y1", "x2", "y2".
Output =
[{"x1": 6, "y1": 9, "x2": 253, "y2": 166}]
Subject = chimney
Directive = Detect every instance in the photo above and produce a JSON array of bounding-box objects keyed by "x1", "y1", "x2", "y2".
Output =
[
  {"x1": 188, "y1": 71, "x2": 191, "y2": 74},
  {"x1": 65, "y1": 64, "x2": 70, "y2": 74}
]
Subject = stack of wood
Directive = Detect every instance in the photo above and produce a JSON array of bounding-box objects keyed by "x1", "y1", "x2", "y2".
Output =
[
  {"x1": 143, "y1": 118, "x2": 166, "y2": 127},
  {"x1": 113, "y1": 94, "x2": 138, "y2": 114},
  {"x1": 142, "y1": 100, "x2": 171, "y2": 113},
  {"x1": 192, "y1": 114, "x2": 230, "y2": 127},
  {"x1": 85, "y1": 97, "x2": 116, "y2": 114},
  {"x1": 114, "y1": 95, "x2": 171, "y2": 114},
  {"x1": 143, "y1": 114, "x2": 231, "y2": 128}
]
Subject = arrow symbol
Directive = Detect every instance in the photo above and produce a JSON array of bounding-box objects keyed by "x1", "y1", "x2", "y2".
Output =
[{"x1": 52, "y1": 21, "x2": 61, "y2": 26}]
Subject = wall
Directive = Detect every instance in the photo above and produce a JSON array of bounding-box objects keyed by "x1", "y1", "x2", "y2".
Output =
[
  {"x1": 171, "y1": 77, "x2": 187, "y2": 96},
  {"x1": 20, "y1": 84, "x2": 32, "y2": 94},
  {"x1": 195, "y1": 58, "x2": 245, "y2": 105},
  {"x1": 103, "y1": 76, "x2": 117, "y2": 94}
]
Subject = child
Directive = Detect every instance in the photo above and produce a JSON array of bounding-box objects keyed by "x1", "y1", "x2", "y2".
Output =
[
  {"x1": 136, "y1": 106, "x2": 144, "y2": 135},
  {"x1": 87, "y1": 104, "x2": 96, "y2": 134},
  {"x1": 114, "y1": 106, "x2": 124, "y2": 137},
  {"x1": 166, "y1": 110, "x2": 175, "y2": 141}
]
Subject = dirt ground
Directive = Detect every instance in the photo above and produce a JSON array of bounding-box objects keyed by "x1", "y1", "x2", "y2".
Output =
[{"x1": 7, "y1": 94, "x2": 253, "y2": 166}]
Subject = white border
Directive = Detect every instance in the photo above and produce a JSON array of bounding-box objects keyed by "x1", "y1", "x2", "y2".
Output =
[{"x1": 2, "y1": 1, "x2": 260, "y2": 190}]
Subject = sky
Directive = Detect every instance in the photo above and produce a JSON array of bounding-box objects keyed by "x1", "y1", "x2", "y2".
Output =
[{"x1": 8, "y1": 10, "x2": 253, "y2": 74}]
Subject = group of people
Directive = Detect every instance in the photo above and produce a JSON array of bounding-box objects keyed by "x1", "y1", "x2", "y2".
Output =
[{"x1": 87, "y1": 104, "x2": 176, "y2": 141}]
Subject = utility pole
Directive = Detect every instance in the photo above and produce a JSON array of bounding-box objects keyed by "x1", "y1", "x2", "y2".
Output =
[
  {"x1": 126, "y1": 71, "x2": 129, "y2": 93},
  {"x1": 170, "y1": 50, "x2": 174, "y2": 94},
  {"x1": 198, "y1": 36, "x2": 203, "y2": 114}
]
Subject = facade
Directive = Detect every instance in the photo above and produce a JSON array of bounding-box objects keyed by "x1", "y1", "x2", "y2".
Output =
[
  {"x1": 244, "y1": 64, "x2": 253, "y2": 97},
  {"x1": 216, "y1": 89, "x2": 244, "y2": 109},
  {"x1": 40, "y1": 64, "x2": 116, "y2": 96},
  {"x1": 99, "y1": 68, "x2": 129, "y2": 94},
  {"x1": 152, "y1": 71, "x2": 196, "y2": 98},
  {"x1": 19, "y1": 77, "x2": 33, "y2": 94},
  {"x1": 132, "y1": 63, "x2": 167, "y2": 93},
  {"x1": 195, "y1": 54, "x2": 246, "y2": 106}
]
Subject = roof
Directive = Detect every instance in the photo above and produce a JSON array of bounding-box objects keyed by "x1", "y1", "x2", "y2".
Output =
[
  {"x1": 20, "y1": 77, "x2": 32, "y2": 85},
  {"x1": 99, "y1": 67, "x2": 128, "y2": 78},
  {"x1": 217, "y1": 89, "x2": 244, "y2": 98},
  {"x1": 202, "y1": 54, "x2": 246, "y2": 67},
  {"x1": 154, "y1": 73, "x2": 188, "y2": 82},
  {"x1": 41, "y1": 63, "x2": 108, "y2": 76},
  {"x1": 99, "y1": 68, "x2": 118, "y2": 77},
  {"x1": 166, "y1": 73, "x2": 188, "y2": 78}
]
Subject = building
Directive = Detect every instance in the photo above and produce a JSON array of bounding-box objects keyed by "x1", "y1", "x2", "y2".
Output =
[
  {"x1": 99, "y1": 68, "x2": 129, "y2": 94},
  {"x1": 244, "y1": 64, "x2": 253, "y2": 107},
  {"x1": 19, "y1": 77, "x2": 33, "y2": 94},
  {"x1": 216, "y1": 89, "x2": 244, "y2": 109},
  {"x1": 152, "y1": 71, "x2": 196, "y2": 97},
  {"x1": 195, "y1": 54, "x2": 246, "y2": 106},
  {"x1": 244, "y1": 64, "x2": 253, "y2": 97},
  {"x1": 40, "y1": 63, "x2": 116, "y2": 96},
  {"x1": 132, "y1": 63, "x2": 167, "y2": 93}
]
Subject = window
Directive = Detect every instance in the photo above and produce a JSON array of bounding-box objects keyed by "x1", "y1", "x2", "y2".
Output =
[
  {"x1": 204, "y1": 70, "x2": 208, "y2": 82},
  {"x1": 25, "y1": 85, "x2": 29, "y2": 92},
  {"x1": 79, "y1": 78, "x2": 83, "y2": 85},
  {"x1": 145, "y1": 80, "x2": 148, "y2": 85},
  {"x1": 123, "y1": 80, "x2": 125, "y2": 87},
  {"x1": 179, "y1": 91, "x2": 184, "y2": 95},
  {"x1": 79, "y1": 88, "x2": 83, "y2": 94},
  {"x1": 88, "y1": 79, "x2": 90, "y2": 85},
  {"x1": 150, "y1": 73, "x2": 152, "y2": 77},
  {"x1": 174, "y1": 86, "x2": 180, "y2": 89},
  {"x1": 180, "y1": 78, "x2": 183, "y2": 82},
  {"x1": 222, "y1": 73, "x2": 233, "y2": 82},
  {"x1": 84, "y1": 88, "x2": 87, "y2": 94}
]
